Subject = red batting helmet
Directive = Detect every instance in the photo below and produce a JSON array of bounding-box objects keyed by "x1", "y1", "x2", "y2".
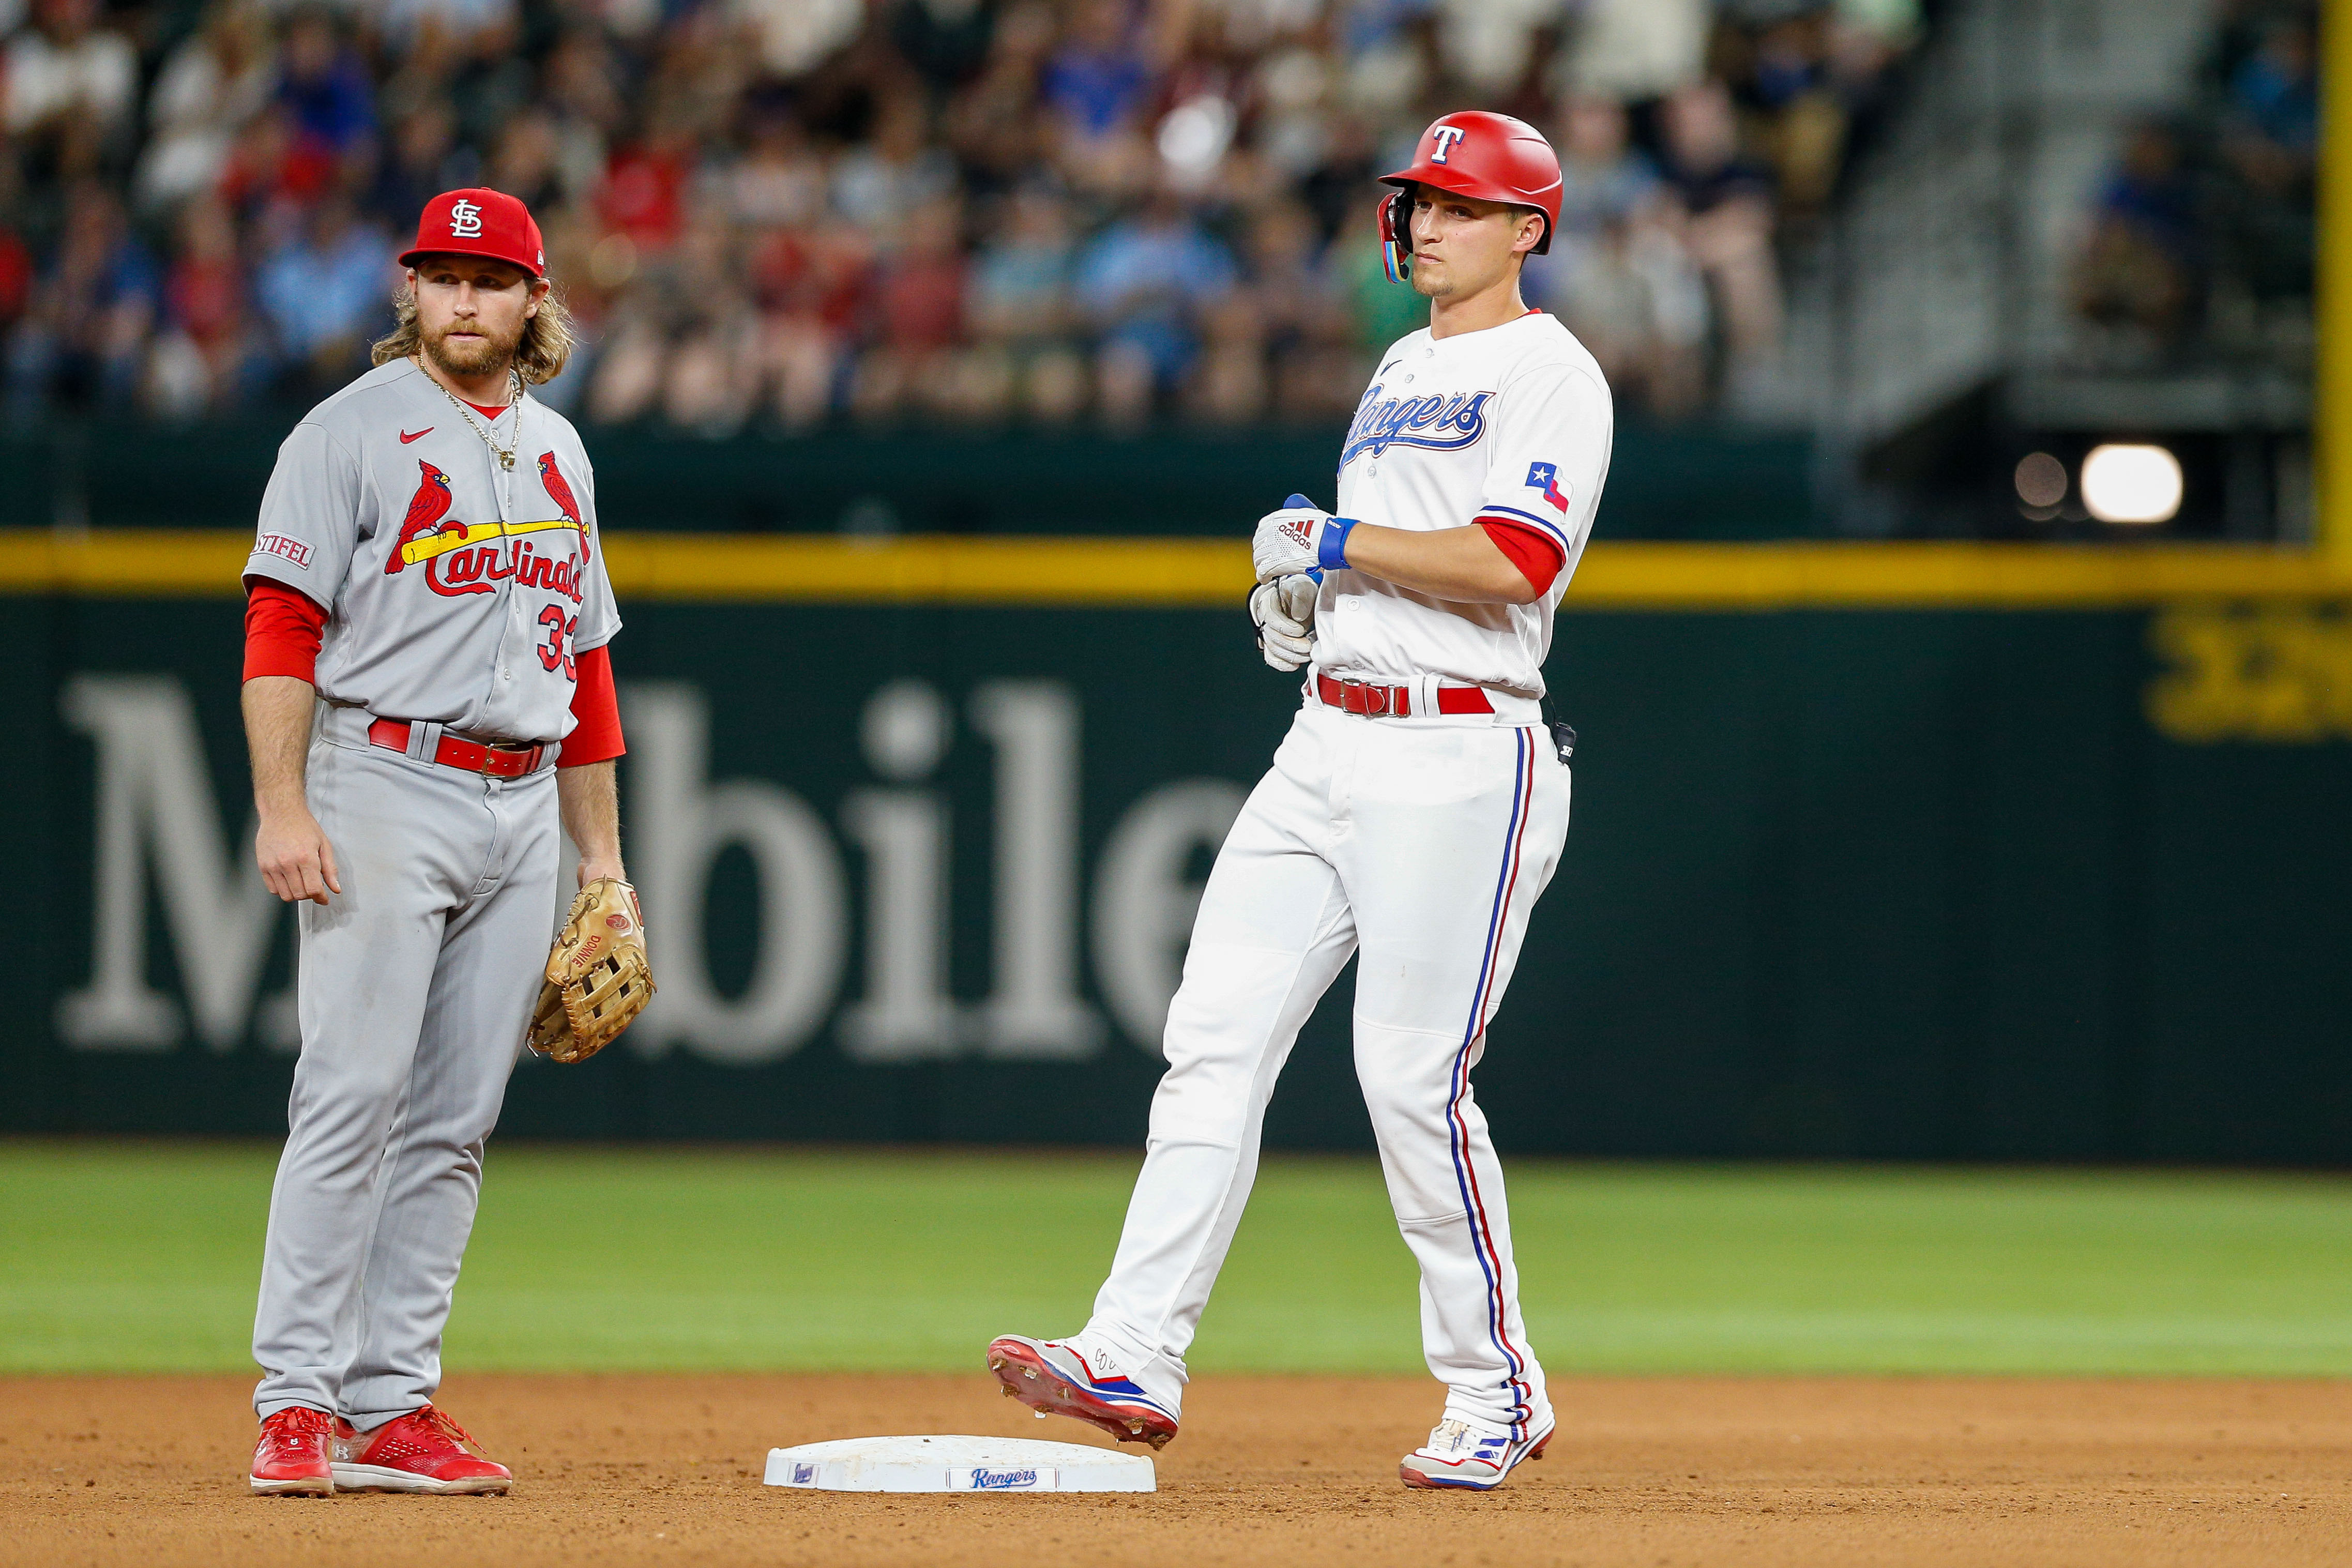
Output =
[
  {"x1": 1376, "y1": 111, "x2": 1563, "y2": 281},
  {"x1": 399, "y1": 188, "x2": 546, "y2": 279}
]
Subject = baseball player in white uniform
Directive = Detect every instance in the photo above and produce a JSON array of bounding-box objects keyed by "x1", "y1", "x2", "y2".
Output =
[
  {"x1": 990, "y1": 112, "x2": 1608, "y2": 1491},
  {"x1": 240, "y1": 189, "x2": 628, "y2": 1496}
]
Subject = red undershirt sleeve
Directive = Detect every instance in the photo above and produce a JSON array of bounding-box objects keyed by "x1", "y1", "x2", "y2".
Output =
[
  {"x1": 1476, "y1": 517, "x2": 1567, "y2": 597},
  {"x1": 241, "y1": 578, "x2": 328, "y2": 682},
  {"x1": 562, "y1": 644, "x2": 626, "y2": 766}
]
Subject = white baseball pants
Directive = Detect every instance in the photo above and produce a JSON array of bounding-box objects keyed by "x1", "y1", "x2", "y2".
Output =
[
  {"x1": 1085, "y1": 701, "x2": 1570, "y2": 1437},
  {"x1": 252, "y1": 719, "x2": 559, "y2": 1429}
]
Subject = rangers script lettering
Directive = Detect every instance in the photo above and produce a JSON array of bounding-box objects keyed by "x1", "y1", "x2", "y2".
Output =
[{"x1": 1341, "y1": 388, "x2": 1493, "y2": 464}]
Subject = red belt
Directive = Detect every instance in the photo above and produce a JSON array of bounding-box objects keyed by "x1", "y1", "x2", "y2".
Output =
[
  {"x1": 1314, "y1": 672, "x2": 1494, "y2": 718},
  {"x1": 368, "y1": 718, "x2": 547, "y2": 777}
]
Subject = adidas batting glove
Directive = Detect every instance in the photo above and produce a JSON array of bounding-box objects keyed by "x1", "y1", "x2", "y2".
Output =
[
  {"x1": 1250, "y1": 573, "x2": 1319, "y2": 671},
  {"x1": 1252, "y1": 493, "x2": 1358, "y2": 583}
]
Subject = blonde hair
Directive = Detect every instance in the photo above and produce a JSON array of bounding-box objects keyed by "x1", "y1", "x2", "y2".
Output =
[{"x1": 372, "y1": 278, "x2": 576, "y2": 385}]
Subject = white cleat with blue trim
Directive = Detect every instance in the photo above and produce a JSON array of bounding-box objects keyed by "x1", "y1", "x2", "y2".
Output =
[
  {"x1": 1398, "y1": 1415, "x2": 1555, "y2": 1491},
  {"x1": 985, "y1": 1333, "x2": 1180, "y2": 1451}
]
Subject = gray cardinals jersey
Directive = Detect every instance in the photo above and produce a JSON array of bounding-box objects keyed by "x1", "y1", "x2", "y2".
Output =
[{"x1": 243, "y1": 358, "x2": 620, "y2": 744}]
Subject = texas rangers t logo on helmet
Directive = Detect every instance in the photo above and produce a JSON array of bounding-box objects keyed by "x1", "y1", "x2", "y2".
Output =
[
  {"x1": 1430, "y1": 125, "x2": 1468, "y2": 164},
  {"x1": 449, "y1": 199, "x2": 483, "y2": 238}
]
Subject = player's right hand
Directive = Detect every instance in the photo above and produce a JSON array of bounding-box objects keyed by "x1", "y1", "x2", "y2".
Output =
[
  {"x1": 1250, "y1": 573, "x2": 1319, "y2": 671},
  {"x1": 256, "y1": 810, "x2": 343, "y2": 906},
  {"x1": 1252, "y1": 495, "x2": 1356, "y2": 582}
]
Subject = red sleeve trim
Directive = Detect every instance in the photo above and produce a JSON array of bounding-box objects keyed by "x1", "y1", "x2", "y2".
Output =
[
  {"x1": 242, "y1": 579, "x2": 328, "y2": 682},
  {"x1": 562, "y1": 643, "x2": 626, "y2": 766},
  {"x1": 1477, "y1": 518, "x2": 1566, "y2": 596}
]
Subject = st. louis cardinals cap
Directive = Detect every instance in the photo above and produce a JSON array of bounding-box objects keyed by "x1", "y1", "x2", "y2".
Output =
[{"x1": 399, "y1": 188, "x2": 546, "y2": 278}]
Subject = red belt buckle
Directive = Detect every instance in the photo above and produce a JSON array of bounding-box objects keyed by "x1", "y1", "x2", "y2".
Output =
[
  {"x1": 368, "y1": 718, "x2": 541, "y2": 777},
  {"x1": 1316, "y1": 673, "x2": 1494, "y2": 718}
]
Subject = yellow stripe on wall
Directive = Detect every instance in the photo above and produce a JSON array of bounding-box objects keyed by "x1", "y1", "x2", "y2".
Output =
[{"x1": 7, "y1": 529, "x2": 2352, "y2": 607}]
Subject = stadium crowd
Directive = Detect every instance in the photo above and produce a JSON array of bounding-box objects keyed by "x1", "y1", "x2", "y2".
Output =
[{"x1": 0, "y1": 0, "x2": 1923, "y2": 431}]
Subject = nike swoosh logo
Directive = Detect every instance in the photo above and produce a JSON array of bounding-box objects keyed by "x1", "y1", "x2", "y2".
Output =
[{"x1": 400, "y1": 428, "x2": 432, "y2": 443}]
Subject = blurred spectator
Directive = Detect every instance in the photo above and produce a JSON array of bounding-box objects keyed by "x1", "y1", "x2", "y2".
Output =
[
  {"x1": 1735, "y1": 9, "x2": 1846, "y2": 218},
  {"x1": 257, "y1": 198, "x2": 392, "y2": 391},
  {"x1": 488, "y1": 110, "x2": 570, "y2": 215},
  {"x1": 377, "y1": 0, "x2": 519, "y2": 56},
  {"x1": 2074, "y1": 118, "x2": 2204, "y2": 349},
  {"x1": 833, "y1": 98, "x2": 957, "y2": 234},
  {"x1": 967, "y1": 184, "x2": 1086, "y2": 422},
  {"x1": 1074, "y1": 189, "x2": 1237, "y2": 429},
  {"x1": 731, "y1": 0, "x2": 861, "y2": 80},
  {"x1": 1554, "y1": 209, "x2": 1708, "y2": 418},
  {"x1": 945, "y1": 0, "x2": 1059, "y2": 197},
  {"x1": 147, "y1": 196, "x2": 252, "y2": 417},
  {"x1": 729, "y1": 109, "x2": 828, "y2": 230},
  {"x1": 276, "y1": 8, "x2": 374, "y2": 157},
  {"x1": 1531, "y1": 94, "x2": 1659, "y2": 281},
  {"x1": 5, "y1": 0, "x2": 136, "y2": 178},
  {"x1": 853, "y1": 197, "x2": 969, "y2": 421},
  {"x1": 599, "y1": 110, "x2": 695, "y2": 255},
  {"x1": 1044, "y1": 0, "x2": 1157, "y2": 194},
  {"x1": 7, "y1": 184, "x2": 157, "y2": 416},
  {"x1": 2218, "y1": 12, "x2": 2316, "y2": 300},
  {"x1": 371, "y1": 101, "x2": 463, "y2": 230},
  {"x1": 1043, "y1": 0, "x2": 1154, "y2": 140},
  {"x1": 135, "y1": 1, "x2": 277, "y2": 216},
  {"x1": 0, "y1": 220, "x2": 33, "y2": 336},
  {"x1": 1243, "y1": 198, "x2": 1359, "y2": 422},
  {"x1": 2073, "y1": 1, "x2": 2315, "y2": 362},
  {"x1": 1658, "y1": 79, "x2": 1783, "y2": 379},
  {"x1": 2224, "y1": 13, "x2": 2317, "y2": 184},
  {"x1": 1556, "y1": 0, "x2": 1708, "y2": 102}
]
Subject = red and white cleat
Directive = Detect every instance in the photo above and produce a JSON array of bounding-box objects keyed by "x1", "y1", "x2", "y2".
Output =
[
  {"x1": 1398, "y1": 1415, "x2": 1555, "y2": 1491},
  {"x1": 250, "y1": 1406, "x2": 338, "y2": 1497},
  {"x1": 986, "y1": 1334, "x2": 1180, "y2": 1451},
  {"x1": 330, "y1": 1404, "x2": 512, "y2": 1495}
]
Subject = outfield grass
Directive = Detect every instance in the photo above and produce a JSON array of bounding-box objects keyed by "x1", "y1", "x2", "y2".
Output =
[{"x1": 2, "y1": 1140, "x2": 2347, "y2": 1377}]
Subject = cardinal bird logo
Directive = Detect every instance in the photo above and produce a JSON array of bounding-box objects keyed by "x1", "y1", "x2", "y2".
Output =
[
  {"x1": 386, "y1": 460, "x2": 457, "y2": 574},
  {"x1": 538, "y1": 451, "x2": 587, "y2": 559}
]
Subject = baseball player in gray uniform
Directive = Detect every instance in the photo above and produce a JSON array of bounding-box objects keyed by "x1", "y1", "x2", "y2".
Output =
[{"x1": 240, "y1": 188, "x2": 627, "y2": 1496}]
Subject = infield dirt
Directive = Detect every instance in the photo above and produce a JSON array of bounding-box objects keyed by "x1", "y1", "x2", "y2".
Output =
[{"x1": 5, "y1": 1372, "x2": 2346, "y2": 1567}]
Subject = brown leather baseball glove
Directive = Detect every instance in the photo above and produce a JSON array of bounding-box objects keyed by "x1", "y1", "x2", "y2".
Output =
[{"x1": 528, "y1": 877, "x2": 654, "y2": 1064}]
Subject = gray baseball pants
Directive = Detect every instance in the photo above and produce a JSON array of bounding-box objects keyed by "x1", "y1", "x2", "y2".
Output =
[{"x1": 253, "y1": 707, "x2": 559, "y2": 1430}]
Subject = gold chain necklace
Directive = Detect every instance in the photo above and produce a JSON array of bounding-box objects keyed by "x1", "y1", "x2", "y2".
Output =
[{"x1": 427, "y1": 364, "x2": 524, "y2": 471}]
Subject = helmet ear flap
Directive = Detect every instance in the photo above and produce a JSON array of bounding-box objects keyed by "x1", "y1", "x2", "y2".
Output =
[{"x1": 1378, "y1": 188, "x2": 1413, "y2": 282}]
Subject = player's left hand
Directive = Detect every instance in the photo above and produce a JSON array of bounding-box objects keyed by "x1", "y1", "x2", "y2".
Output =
[
  {"x1": 1252, "y1": 494, "x2": 1357, "y2": 582},
  {"x1": 1250, "y1": 573, "x2": 1319, "y2": 671},
  {"x1": 528, "y1": 877, "x2": 655, "y2": 1064}
]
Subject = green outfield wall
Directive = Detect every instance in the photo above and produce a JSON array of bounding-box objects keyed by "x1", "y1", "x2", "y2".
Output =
[{"x1": 8, "y1": 542, "x2": 2351, "y2": 1164}]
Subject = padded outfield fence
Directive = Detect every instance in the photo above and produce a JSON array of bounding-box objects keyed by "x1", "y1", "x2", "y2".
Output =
[{"x1": 6, "y1": 432, "x2": 2352, "y2": 1163}]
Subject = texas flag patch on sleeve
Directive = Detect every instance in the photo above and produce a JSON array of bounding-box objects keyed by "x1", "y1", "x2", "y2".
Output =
[{"x1": 1526, "y1": 461, "x2": 1570, "y2": 514}]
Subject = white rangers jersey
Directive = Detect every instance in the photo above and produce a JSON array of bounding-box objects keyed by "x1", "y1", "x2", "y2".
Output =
[
  {"x1": 1318, "y1": 310, "x2": 1612, "y2": 699},
  {"x1": 243, "y1": 358, "x2": 621, "y2": 744}
]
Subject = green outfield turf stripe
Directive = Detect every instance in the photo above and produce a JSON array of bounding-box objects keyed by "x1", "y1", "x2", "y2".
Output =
[{"x1": 3, "y1": 1142, "x2": 2349, "y2": 1378}]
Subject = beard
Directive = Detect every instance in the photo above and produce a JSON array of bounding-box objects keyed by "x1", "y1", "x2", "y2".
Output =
[{"x1": 420, "y1": 311, "x2": 525, "y2": 380}]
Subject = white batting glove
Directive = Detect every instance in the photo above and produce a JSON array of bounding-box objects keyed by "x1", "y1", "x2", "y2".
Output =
[
  {"x1": 1252, "y1": 493, "x2": 1358, "y2": 582},
  {"x1": 1250, "y1": 573, "x2": 1319, "y2": 671}
]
